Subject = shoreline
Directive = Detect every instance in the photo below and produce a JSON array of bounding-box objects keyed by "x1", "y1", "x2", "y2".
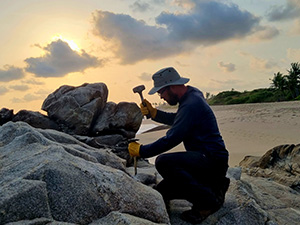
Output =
[{"x1": 137, "y1": 101, "x2": 300, "y2": 167}]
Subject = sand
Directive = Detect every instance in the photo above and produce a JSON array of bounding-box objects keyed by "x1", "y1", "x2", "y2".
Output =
[{"x1": 136, "y1": 101, "x2": 300, "y2": 167}]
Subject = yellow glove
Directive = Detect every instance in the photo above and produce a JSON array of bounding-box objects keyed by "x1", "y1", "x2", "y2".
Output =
[
  {"x1": 140, "y1": 99, "x2": 157, "y2": 119},
  {"x1": 128, "y1": 142, "x2": 141, "y2": 157}
]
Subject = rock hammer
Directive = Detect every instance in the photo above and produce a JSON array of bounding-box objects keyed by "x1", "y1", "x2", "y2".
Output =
[
  {"x1": 132, "y1": 84, "x2": 150, "y2": 119},
  {"x1": 131, "y1": 85, "x2": 149, "y2": 176}
]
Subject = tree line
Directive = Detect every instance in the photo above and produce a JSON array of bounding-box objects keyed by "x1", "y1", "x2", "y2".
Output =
[
  {"x1": 206, "y1": 62, "x2": 300, "y2": 105},
  {"x1": 270, "y1": 62, "x2": 300, "y2": 100}
]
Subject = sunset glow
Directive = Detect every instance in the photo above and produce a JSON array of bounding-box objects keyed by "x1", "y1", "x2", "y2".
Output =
[
  {"x1": 52, "y1": 35, "x2": 81, "y2": 52},
  {"x1": 0, "y1": 0, "x2": 299, "y2": 113}
]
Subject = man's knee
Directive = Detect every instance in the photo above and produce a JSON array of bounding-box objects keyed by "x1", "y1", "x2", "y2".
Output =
[
  {"x1": 155, "y1": 154, "x2": 167, "y2": 172},
  {"x1": 155, "y1": 153, "x2": 176, "y2": 175}
]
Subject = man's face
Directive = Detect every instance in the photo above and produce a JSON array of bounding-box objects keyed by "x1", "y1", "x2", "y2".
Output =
[{"x1": 158, "y1": 86, "x2": 179, "y2": 106}]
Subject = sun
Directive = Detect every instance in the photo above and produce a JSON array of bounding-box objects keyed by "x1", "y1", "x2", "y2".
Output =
[{"x1": 52, "y1": 35, "x2": 81, "y2": 52}]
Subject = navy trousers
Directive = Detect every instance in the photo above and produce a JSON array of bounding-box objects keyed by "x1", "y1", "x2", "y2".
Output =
[{"x1": 155, "y1": 151, "x2": 228, "y2": 210}]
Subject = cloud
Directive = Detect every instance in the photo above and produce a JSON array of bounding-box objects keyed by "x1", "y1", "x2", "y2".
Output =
[
  {"x1": 11, "y1": 91, "x2": 47, "y2": 103},
  {"x1": 175, "y1": 61, "x2": 189, "y2": 67},
  {"x1": 92, "y1": 10, "x2": 188, "y2": 64},
  {"x1": 22, "y1": 79, "x2": 45, "y2": 85},
  {"x1": 130, "y1": 1, "x2": 151, "y2": 12},
  {"x1": 287, "y1": 48, "x2": 300, "y2": 61},
  {"x1": 207, "y1": 78, "x2": 243, "y2": 92},
  {"x1": 0, "y1": 65, "x2": 25, "y2": 82},
  {"x1": 218, "y1": 62, "x2": 236, "y2": 72},
  {"x1": 267, "y1": 0, "x2": 300, "y2": 21},
  {"x1": 92, "y1": 1, "x2": 265, "y2": 64},
  {"x1": 290, "y1": 19, "x2": 300, "y2": 35},
  {"x1": 139, "y1": 72, "x2": 152, "y2": 81},
  {"x1": 250, "y1": 57, "x2": 278, "y2": 71},
  {"x1": 25, "y1": 39, "x2": 104, "y2": 77},
  {"x1": 250, "y1": 25, "x2": 280, "y2": 41},
  {"x1": 9, "y1": 84, "x2": 30, "y2": 91},
  {"x1": 172, "y1": 0, "x2": 195, "y2": 9},
  {"x1": 155, "y1": 0, "x2": 260, "y2": 44},
  {"x1": 0, "y1": 86, "x2": 9, "y2": 95},
  {"x1": 239, "y1": 51, "x2": 279, "y2": 72},
  {"x1": 248, "y1": 55, "x2": 278, "y2": 71}
]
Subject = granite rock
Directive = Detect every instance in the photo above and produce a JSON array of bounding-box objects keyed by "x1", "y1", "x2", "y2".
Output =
[
  {"x1": 0, "y1": 122, "x2": 169, "y2": 225},
  {"x1": 42, "y1": 83, "x2": 108, "y2": 135}
]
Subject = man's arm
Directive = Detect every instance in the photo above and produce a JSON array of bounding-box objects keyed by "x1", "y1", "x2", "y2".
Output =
[
  {"x1": 153, "y1": 109, "x2": 176, "y2": 126},
  {"x1": 140, "y1": 104, "x2": 194, "y2": 158},
  {"x1": 140, "y1": 99, "x2": 176, "y2": 125}
]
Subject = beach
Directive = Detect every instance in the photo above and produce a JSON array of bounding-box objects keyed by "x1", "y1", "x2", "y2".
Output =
[{"x1": 136, "y1": 101, "x2": 300, "y2": 167}]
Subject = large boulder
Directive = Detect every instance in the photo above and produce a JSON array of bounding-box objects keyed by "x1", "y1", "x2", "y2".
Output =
[
  {"x1": 92, "y1": 101, "x2": 143, "y2": 138},
  {"x1": 42, "y1": 83, "x2": 108, "y2": 135},
  {"x1": 0, "y1": 122, "x2": 169, "y2": 225},
  {"x1": 240, "y1": 144, "x2": 300, "y2": 191}
]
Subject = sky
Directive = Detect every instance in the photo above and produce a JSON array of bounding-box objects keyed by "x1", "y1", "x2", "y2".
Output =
[{"x1": 0, "y1": 0, "x2": 300, "y2": 113}]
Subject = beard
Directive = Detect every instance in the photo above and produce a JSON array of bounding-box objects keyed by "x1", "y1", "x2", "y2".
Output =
[{"x1": 166, "y1": 89, "x2": 179, "y2": 106}]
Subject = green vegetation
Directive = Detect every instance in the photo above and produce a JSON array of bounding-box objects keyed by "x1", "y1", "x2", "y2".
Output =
[
  {"x1": 207, "y1": 88, "x2": 283, "y2": 105},
  {"x1": 207, "y1": 62, "x2": 300, "y2": 105}
]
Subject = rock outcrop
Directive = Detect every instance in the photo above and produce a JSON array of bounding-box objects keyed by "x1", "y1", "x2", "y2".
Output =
[
  {"x1": 239, "y1": 144, "x2": 300, "y2": 192},
  {"x1": 1, "y1": 122, "x2": 300, "y2": 224},
  {"x1": 0, "y1": 82, "x2": 143, "y2": 149},
  {"x1": 0, "y1": 122, "x2": 169, "y2": 225},
  {"x1": 1, "y1": 82, "x2": 300, "y2": 224}
]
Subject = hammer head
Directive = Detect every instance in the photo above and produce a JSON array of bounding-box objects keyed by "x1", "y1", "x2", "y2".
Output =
[
  {"x1": 133, "y1": 85, "x2": 145, "y2": 94},
  {"x1": 132, "y1": 84, "x2": 150, "y2": 119}
]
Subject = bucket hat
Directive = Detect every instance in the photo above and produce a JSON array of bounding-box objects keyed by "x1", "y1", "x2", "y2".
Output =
[{"x1": 148, "y1": 67, "x2": 190, "y2": 95}]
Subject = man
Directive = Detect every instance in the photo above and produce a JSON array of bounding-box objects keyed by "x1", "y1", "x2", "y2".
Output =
[{"x1": 128, "y1": 67, "x2": 229, "y2": 224}]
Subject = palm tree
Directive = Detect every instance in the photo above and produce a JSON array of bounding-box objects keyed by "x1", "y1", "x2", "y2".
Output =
[
  {"x1": 286, "y1": 62, "x2": 300, "y2": 98},
  {"x1": 270, "y1": 72, "x2": 287, "y2": 95}
]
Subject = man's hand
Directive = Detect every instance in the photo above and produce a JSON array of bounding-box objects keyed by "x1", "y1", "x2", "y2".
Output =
[
  {"x1": 140, "y1": 99, "x2": 157, "y2": 119},
  {"x1": 128, "y1": 142, "x2": 141, "y2": 157}
]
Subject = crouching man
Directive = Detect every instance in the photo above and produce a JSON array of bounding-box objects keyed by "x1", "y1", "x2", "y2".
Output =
[{"x1": 128, "y1": 67, "x2": 230, "y2": 224}]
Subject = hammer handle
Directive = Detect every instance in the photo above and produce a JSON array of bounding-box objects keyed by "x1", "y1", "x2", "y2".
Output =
[
  {"x1": 143, "y1": 102, "x2": 151, "y2": 119},
  {"x1": 139, "y1": 94, "x2": 151, "y2": 119},
  {"x1": 134, "y1": 157, "x2": 137, "y2": 175}
]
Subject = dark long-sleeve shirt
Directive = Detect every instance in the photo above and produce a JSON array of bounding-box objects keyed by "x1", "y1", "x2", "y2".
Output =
[{"x1": 139, "y1": 86, "x2": 228, "y2": 160}]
